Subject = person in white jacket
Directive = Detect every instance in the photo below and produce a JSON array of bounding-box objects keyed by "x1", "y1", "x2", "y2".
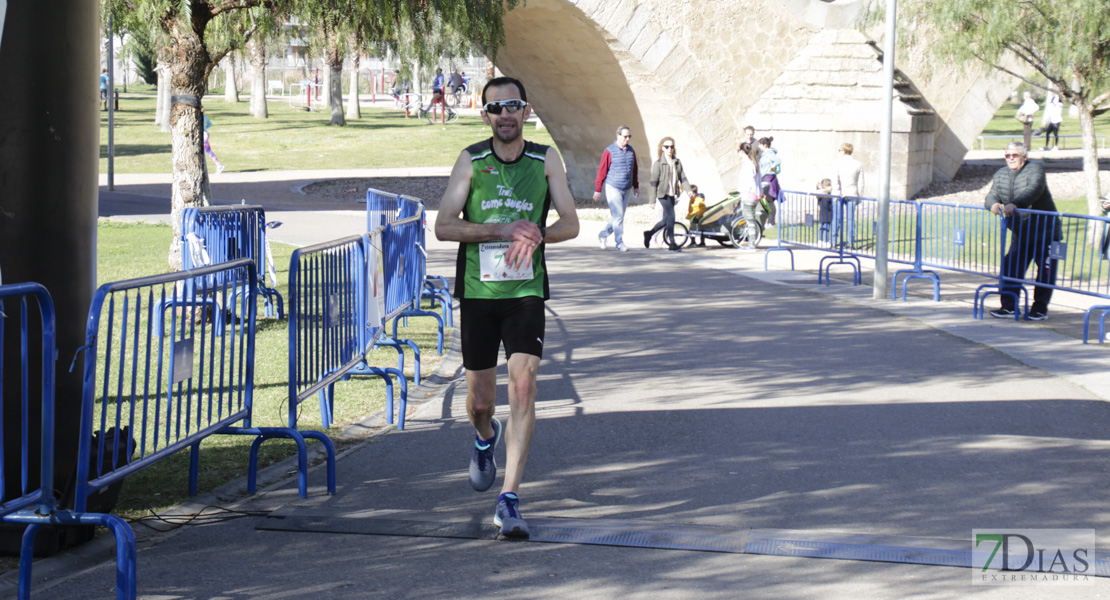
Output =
[
  {"x1": 833, "y1": 143, "x2": 864, "y2": 247},
  {"x1": 737, "y1": 141, "x2": 762, "y2": 250},
  {"x1": 1042, "y1": 94, "x2": 1064, "y2": 151}
]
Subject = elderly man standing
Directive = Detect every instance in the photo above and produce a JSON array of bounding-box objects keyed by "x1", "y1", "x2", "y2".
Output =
[
  {"x1": 593, "y1": 125, "x2": 639, "y2": 251},
  {"x1": 985, "y1": 142, "x2": 1061, "y2": 321}
]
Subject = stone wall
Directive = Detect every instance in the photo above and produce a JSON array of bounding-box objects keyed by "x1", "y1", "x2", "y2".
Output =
[
  {"x1": 492, "y1": 0, "x2": 1017, "y2": 204},
  {"x1": 745, "y1": 29, "x2": 936, "y2": 197}
]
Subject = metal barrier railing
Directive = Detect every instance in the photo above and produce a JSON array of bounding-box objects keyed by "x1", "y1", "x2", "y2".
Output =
[
  {"x1": 287, "y1": 233, "x2": 407, "y2": 429},
  {"x1": 181, "y1": 205, "x2": 284, "y2": 319},
  {"x1": 776, "y1": 191, "x2": 1110, "y2": 342},
  {"x1": 0, "y1": 282, "x2": 135, "y2": 600},
  {"x1": 368, "y1": 187, "x2": 454, "y2": 328},
  {"x1": 74, "y1": 259, "x2": 333, "y2": 503}
]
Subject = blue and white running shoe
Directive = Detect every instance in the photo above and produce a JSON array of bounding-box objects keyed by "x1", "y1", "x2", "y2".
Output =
[
  {"x1": 493, "y1": 492, "x2": 530, "y2": 538},
  {"x1": 468, "y1": 417, "x2": 502, "y2": 492}
]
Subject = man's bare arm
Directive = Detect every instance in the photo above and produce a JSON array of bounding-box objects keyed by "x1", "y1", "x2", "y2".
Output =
[{"x1": 500, "y1": 146, "x2": 579, "y2": 270}]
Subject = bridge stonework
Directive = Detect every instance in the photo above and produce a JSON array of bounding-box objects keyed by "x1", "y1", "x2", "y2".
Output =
[{"x1": 495, "y1": 0, "x2": 1014, "y2": 202}]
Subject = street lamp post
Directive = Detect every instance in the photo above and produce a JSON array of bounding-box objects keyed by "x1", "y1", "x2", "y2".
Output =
[{"x1": 874, "y1": 0, "x2": 897, "y2": 300}]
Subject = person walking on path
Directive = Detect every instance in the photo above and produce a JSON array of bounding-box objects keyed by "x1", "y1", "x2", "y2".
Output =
[
  {"x1": 99, "y1": 68, "x2": 109, "y2": 110},
  {"x1": 1016, "y1": 91, "x2": 1039, "y2": 150},
  {"x1": 1042, "y1": 94, "x2": 1064, "y2": 151},
  {"x1": 593, "y1": 125, "x2": 639, "y2": 251},
  {"x1": 643, "y1": 136, "x2": 691, "y2": 251},
  {"x1": 202, "y1": 109, "x2": 225, "y2": 174},
  {"x1": 743, "y1": 125, "x2": 762, "y2": 165},
  {"x1": 758, "y1": 136, "x2": 781, "y2": 228},
  {"x1": 434, "y1": 76, "x2": 580, "y2": 538},
  {"x1": 833, "y1": 142, "x2": 864, "y2": 247},
  {"x1": 985, "y1": 141, "x2": 1061, "y2": 321},
  {"x1": 737, "y1": 141, "x2": 762, "y2": 251}
]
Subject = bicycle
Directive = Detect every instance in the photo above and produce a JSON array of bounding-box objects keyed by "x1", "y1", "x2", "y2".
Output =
[
  {"x1": 443, "y1": 87, "x2": 466, "y2": 108},
  {"x1": 398, "y1": 92, "x2": 458, "y2": 124},
  {"x1": 421, "y1": 96, "x2": 458, "y2": 124}
]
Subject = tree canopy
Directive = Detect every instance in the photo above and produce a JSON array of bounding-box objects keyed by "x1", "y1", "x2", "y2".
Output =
[
  {"x1": 106, "y1": 0, "x2": 519, "y2": 267},
  {"x1": 866, "y1": 0, "x2": 1110, "y2": 211}
]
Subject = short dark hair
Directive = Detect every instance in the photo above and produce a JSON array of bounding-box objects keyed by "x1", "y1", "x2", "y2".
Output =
[{"x1": 482, "y1": 76, "x2": 527, "y2": 106}]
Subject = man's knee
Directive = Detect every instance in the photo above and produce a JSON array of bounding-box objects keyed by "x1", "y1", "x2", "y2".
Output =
[
  {"x1": 506, "y1": 355, "x2": 539, "y2": 401},
  {"x1": 466, "y1": 369, "x2": 498, "y2": 411}
]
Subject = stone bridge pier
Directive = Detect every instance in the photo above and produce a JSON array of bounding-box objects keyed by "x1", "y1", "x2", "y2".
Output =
[{"x1": 495, "y1": 0, "x2": 1015, "y2": 202}]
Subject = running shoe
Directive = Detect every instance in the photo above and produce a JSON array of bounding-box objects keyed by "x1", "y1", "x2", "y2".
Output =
[
  {"x1": 468, "y1": 417, "x2": 502, "y2": 492},
  {"x1": 1026, "y1": 310, "x2": 1048, "y2": 321},
  {"x1": 493, "y1": 492, "x2": 530, "y2": 538},
  {"x1": 643, "y1": 231, "x2": 651, "y2": 248},
  {"x1": 597, "y1": 231, "x2": 607, "y2": 249},
  {"x1": 616, "y1": 243, "x2": 628, "y2": 252},
  {"x1": 989, "y1": 308, "x2": 1016, "y2": 319}
]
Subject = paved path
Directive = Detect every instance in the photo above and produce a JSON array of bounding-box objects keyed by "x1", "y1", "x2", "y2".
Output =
[{"x1": 13, "y1": 174, "x2": 1110, "y2": 598}]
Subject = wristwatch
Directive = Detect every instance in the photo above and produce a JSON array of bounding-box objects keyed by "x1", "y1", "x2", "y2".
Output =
[{"x1": 539, "y1": 226, "x2": 547, "y2": 241}]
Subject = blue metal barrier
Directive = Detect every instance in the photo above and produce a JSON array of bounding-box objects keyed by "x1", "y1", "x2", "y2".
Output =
[
  {"x1": 977, "y1": 208, "x2": 1110, "y2": 336},
  {"x1": 181, "y1": 205, "x2": 285, "y2": 319},
  {"x1": 0, "y1": 282, "x2": 136, "y2": 600},
  {"x1": 287, "y1": 233, "x2": 407, "y2": 430},
  {"x1": 387, "y1": 205, "x2": 445, "y2": 357},
  {"x1": 376, "y1": 216, "x2": 433, "y2": 390},
  {"x1": 775, "y1": 191, "x2": 860, "y2": 283},
  {"x1": 367, "y1": 187, "x2": 403, "y2": 231},
  {"x1": 74, "y1": 259, "x2": 333, "y2": 504},
  {"x1": 368, "y1": 187, "x2": 454, "y2": 328}
]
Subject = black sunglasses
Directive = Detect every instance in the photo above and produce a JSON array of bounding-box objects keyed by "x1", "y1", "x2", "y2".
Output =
[{"x1": 483, "y1": 99, "x2": 528, "y2": 115}]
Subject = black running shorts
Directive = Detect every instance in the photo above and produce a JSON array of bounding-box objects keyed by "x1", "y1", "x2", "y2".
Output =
[{"x1": 459, "y1": 296, "x2": 545, "y2": 371}]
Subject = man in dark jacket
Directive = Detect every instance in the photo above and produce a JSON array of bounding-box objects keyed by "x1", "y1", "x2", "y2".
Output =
[{"x1": 984, "y1": 142, "x2": 1061, "y2": 321}]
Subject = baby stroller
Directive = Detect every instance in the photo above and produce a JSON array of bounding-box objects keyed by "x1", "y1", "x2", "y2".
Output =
[{"x1": 685, "y1": 191, "x2": 768, "y2": 248}]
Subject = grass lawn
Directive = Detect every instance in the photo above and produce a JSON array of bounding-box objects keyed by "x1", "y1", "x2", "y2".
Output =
[
  {"x1": 978, "y1": 99, "x2": 1110, "y2": 151},
  {"x1": 97, "y1": 221, "x2": 447, "y2": 517},
  {"x1": 102, "y1": 90, "x2": 556, "y2": 174}
]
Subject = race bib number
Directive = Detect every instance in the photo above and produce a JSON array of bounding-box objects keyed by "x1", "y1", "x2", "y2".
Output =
[{"x1": 479, "y1": 242, "x2": 534, "y2": 281}]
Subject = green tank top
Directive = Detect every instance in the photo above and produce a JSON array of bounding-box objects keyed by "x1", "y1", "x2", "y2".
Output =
[{"x1": 455, "y1": 139, "x2": 552, "y2": 300}]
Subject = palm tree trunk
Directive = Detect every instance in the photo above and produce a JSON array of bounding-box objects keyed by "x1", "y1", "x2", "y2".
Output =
[
  {"x1": 346, "y1": 53, "x2": 361, "y2": 120},
  {"x1": 249, "y1": 37, "x2": 268, "y2": 118},
  {"x1": 327, "y1": 48, "x2": 345, "y2": 126},
  {"x1": 166, "y1": 14, "x2": 211, "y2": 270},
  {"x1": 224, "y1": 56, "x2": 239, "y2": 103}
]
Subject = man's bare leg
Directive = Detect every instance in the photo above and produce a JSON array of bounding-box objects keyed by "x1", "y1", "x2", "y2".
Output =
[
  {"x1": 500, "y1": 353, "x2": 539, "y2": 495},
  {"x1": 466, "y1": 366, "x2": 502, "y2": 493},
  {"x1": 466, "y1": 367, "x2": 497, "y2": 440}
]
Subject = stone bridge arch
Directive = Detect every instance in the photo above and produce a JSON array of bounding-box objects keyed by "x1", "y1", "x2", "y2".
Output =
[{"x1": 495, "y1": 0, "x2": 1015, "y2": 202}]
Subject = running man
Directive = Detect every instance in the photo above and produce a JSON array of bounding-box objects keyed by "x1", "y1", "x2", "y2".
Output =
[{"x1": 435, "y1": 76, "x2": 579, "y2": 537}]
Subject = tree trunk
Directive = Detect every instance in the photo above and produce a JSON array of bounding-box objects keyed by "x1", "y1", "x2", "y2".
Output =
[
  {"x1": 156, "y1": 60, "x2": 171, "y2": 131},
  {"x1": 155, "y1": 64, "x2": 164, "y2": 125},
  {"x1": 346, "y1": 54, "x2": 361, "y2": 120},
  {"x1": 166, "y1": 14, "x2": 212, "y2": 270},
  {"x1": 224, "y1": 56, "x2": 239, "y2": 103},
  {"x1": 327, "y1": 49, "x2": 345, "y2": 126},
  {"x1": 248, "y1": 36, "x2": 268, "y2": 118},
  {"x1": 1077, "y1": 102, "x2": 1103, "y2": 216}
]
